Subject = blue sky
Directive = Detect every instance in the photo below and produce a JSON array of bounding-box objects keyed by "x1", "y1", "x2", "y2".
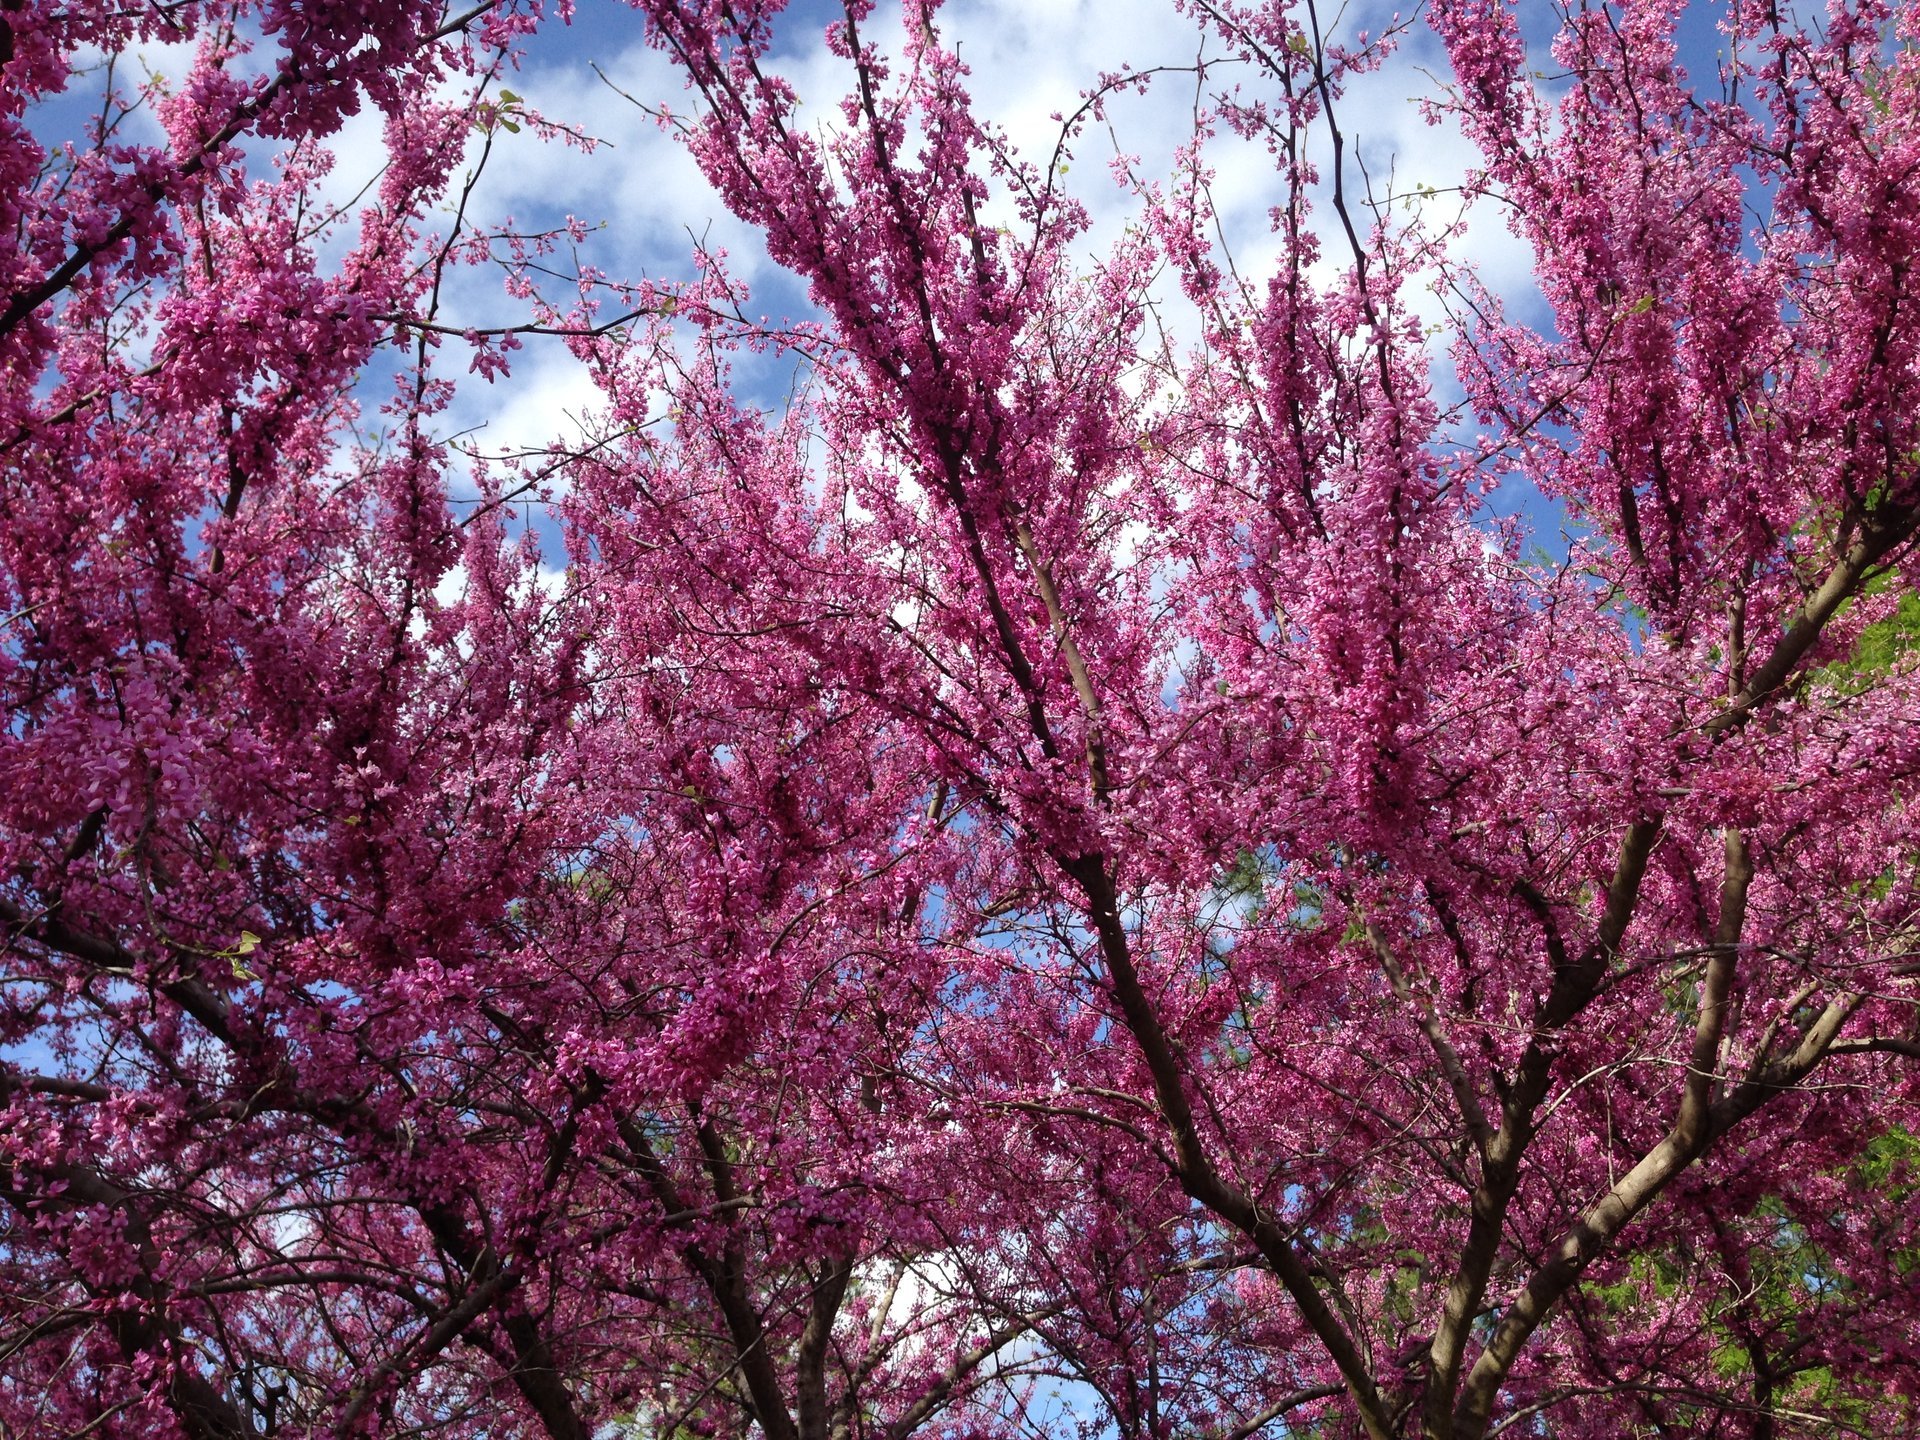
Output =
[{"x1": 26, "y1": 0, "x2": 1754, "y2": 572}]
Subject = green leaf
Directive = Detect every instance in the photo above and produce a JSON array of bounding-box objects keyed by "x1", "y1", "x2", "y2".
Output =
[
  {"x1": 217, "y1": 931, "x2": 262, "y2": 981},
  {"x1": 1810, "y1": 579, "x2": 1920, "y2": 694}
]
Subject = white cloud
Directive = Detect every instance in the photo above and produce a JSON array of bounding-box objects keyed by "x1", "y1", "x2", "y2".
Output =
[
  {"x1": 441, "y1": 332, "x2": 619, "y2": 483},
  {"x1": 50, "y1": 2, "x2": 1557, "y2": 504}
]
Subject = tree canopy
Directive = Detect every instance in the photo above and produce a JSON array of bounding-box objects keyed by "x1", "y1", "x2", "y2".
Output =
[{"x1": 2, "y1": 1, "x2": 1919, "y2": 1437}]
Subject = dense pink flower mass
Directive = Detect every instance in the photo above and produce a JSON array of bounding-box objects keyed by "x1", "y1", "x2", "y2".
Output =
[{"x1": 3, "y1": 0, "x2": 1920, "y2": 1435}]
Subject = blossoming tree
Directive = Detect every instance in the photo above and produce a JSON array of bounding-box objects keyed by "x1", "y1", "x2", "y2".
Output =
[{"x1": 2, "y1": 0, "x2": 1917, "y2": 1437}]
